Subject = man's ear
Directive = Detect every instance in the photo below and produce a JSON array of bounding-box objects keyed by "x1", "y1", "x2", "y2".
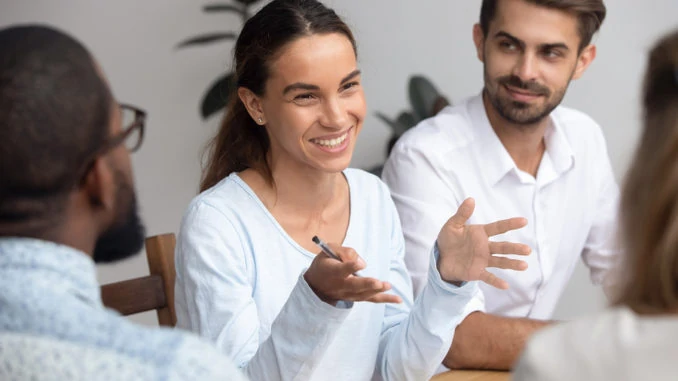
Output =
[
  {"x1": 238, "y1": 87, "x2": 267, "y2": 125},
  {"x1": 572, "y1": 44, "x2": 597, "y2": 80},
  {"x1": 473, "y1": 23, "x2": 486, "y2": 63},
  {"x1": 82, "y1": 157, "x2": 116, "y2": 213}
]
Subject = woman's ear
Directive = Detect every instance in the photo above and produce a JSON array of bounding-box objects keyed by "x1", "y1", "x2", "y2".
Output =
[{"x1": 238, "y1": 87, "x2": 266, "y2": 125}]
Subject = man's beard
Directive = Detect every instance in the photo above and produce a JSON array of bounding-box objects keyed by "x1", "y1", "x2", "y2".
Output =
[
  {"x1": 484, "y1": 68, "x2": 569, "y2": 126},
  {"x1": 92, "y1": 171, "x2": 145, "y2": 263}
]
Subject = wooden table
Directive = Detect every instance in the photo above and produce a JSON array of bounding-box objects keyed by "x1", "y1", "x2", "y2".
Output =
[{"x1": 431, "y1": 370, "x2": 510, "y2": 381}]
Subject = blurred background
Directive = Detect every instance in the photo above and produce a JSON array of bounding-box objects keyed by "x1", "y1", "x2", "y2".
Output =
[{"x1": 1, "y1": 0, "x2": 676, "y2": 325}]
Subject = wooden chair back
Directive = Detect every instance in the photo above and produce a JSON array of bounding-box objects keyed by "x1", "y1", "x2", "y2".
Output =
[{"x1": 101, "y1": 233, "x2": 177, "y2": 326}]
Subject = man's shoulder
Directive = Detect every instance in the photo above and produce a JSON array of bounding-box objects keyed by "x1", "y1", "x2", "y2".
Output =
[
  {"x1": 0, "y1": 331, "x2": 159, "y2": 380},
  {"x1": 93, "y1": 314, "x2": 243, "y2": 379},
  {"x1": 0, "y1": 319, "x2": 243, "y2": 381},
  {"x1": 392, "y1": 100, "x2": 477, "y2": 157},
  {"x1": 552, "y1": 105, "x2": 606, "y2": 141}
]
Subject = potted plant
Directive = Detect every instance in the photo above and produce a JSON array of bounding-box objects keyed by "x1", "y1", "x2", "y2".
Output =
[
  {"x1": 177, "y1": 0, "x2": 265, "y2": 119},
  {"x1": 369, "y1": 75, "x2": 450, "y2": 175}
]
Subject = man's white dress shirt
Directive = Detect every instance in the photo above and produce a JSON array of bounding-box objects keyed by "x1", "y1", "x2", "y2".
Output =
[{"x1": 382, "y1": 94, "x2": 620, "y2": 319}]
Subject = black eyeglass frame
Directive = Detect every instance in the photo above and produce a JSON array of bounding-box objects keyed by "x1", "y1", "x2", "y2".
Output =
[{"x1": 76, "y1": 103, "x2": 146, "y2": 185}]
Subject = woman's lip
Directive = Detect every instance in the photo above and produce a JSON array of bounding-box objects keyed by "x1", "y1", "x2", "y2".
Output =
[
  {"x1": 312, "y1": 130, "x2": 351, "y2": 153},
  {"x1": 311, "y1": 126, "x2": 353, "y2": 141}
]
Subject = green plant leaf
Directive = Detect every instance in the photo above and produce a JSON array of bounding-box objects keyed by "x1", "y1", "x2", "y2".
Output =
[
  {"x1": 201, "y1": 72, "x2": 237, "y2": 119},
  {"x1": 233, "y1": 0, "x2": 262, "y2": 5},
  {"x1": 176, "y1": 33, "x2": 238, "y2": 48},
  {"x1": 409, "y1": 75, "x2": 442, "y2": 121},
  {"x1": 203, "y1": 3, "x2": 245, "y2": 14},
  {"x1": 396, "y1": 111, "x2": 417, "y2": 133},
  {"x1": 376, "y1": 111, "x2": 410, "y2": 136}
]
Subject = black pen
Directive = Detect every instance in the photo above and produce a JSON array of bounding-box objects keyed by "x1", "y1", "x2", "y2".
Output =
[
  {"x1": 312, "y1": 235, "x2": 362, "y2": 277},
  {"x1": 312, "y1": 236, "x2": 342, "y2": 261}
]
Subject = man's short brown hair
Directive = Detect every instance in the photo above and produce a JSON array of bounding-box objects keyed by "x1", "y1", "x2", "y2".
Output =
[{"x1": 480, "y1": 0, "x2": 606, "y2": 52}]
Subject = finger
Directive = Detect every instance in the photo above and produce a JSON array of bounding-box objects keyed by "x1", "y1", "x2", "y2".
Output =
[
  {"x1": 336, "y1": 258, "x2": 367, "y2": 277},
  {"x1": 489, "y1": 241, "x2": 532, "y2": 256},
  {"x1": 341, "y1": 277, "x2": 388, "y2": 295},
  {"x1": 348, "y1": 287, "x2": 392, "y2": 301},
  {"x1": 480, "y1": 270, "x2": 509, "y2": 290},
  {"x1": 332, "y1": 245, "x2": 367, "y2": 268},
  {"x1": 447, "y1": 197, "x2": 475, "y2": 227},
  {"x1": 488, "y1": 256, "x2": 529, "y2": 271},
  {"x1": 365, "y1": 292, "x2": 402, "y2": 304},
  {"x1": 483, "y1": 217, "x2": 528, "y2": 237}
]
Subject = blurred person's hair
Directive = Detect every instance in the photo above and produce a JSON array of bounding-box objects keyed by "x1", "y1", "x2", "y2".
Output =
[{"x1": 615, "y1": 29, "x2": 678, "y2": 314}]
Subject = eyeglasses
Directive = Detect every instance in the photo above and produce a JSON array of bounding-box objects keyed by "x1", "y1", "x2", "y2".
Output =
[
  {"x1": 111, "y1": 103, "x2": 146, "y2": 153},
  {"x1": 76, "y1": 103, "x2": 147, "y2": 184}
]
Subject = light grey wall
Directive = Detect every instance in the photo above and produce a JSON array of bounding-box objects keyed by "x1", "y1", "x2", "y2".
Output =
[{"x1": 1, "y1": 1, "x2": 677, "y2": 325}]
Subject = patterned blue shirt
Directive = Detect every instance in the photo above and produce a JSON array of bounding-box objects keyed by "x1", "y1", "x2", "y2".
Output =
[{"x1": 0, "y1": 237, "x2": 247, "y2": 381}]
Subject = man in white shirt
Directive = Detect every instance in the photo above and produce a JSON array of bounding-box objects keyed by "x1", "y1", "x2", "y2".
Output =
[{"x1": 382, "y1": 0, "x2": 619, "y2": 370}]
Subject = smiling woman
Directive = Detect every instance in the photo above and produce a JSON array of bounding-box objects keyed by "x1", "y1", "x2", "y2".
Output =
[
  {"x1": 237, "y1": 32, "x2": 365, "y2": 177},
  {"x1": 172, "y1": 0, "x2": 533, "y2": 380},
  {"x1": 172, "y1": 0, "x2": 534, "y2": 379},
  {"x1": 199, "y1": 0, "x2": 358, "y2": 191}
]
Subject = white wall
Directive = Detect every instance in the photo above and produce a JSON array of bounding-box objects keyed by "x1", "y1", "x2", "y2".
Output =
[{"x1": 1, "y1": 0, "x2": 676, "y2": 325}]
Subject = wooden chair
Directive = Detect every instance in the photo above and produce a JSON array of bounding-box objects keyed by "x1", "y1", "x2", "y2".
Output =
[{"x1": 101, "y1": 233, "x2": 177, "y2": 326}]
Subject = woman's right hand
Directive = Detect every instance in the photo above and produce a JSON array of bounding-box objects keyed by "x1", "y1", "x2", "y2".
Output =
[{"x1": 303, "y1": 243, "x2": 402, "y2": 306}]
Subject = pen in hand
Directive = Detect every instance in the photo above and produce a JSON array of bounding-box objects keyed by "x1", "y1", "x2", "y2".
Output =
[
  {"x1": 312, "y1": 235, "x2": 362, "y2": 277},
  {"x1": 310, "y1": 236, "x2": 400, "y2": 304}
]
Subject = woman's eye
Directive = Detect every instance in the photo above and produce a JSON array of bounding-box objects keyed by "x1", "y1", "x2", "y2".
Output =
[
  {"x1": 295, "y1": 93, "x2": 315, "y2": 100},
  {"x1": 292, "y1": 93, "x2": 319, "y2": 106}
]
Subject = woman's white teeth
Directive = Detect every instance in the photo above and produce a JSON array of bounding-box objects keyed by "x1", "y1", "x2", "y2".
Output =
[{"x1": 314, "y1": 133, "x2": 347, "y2": 147}]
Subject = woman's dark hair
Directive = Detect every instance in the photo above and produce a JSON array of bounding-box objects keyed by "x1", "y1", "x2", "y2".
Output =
[{"x1": 200, "y1": 0, "x2": 357, "y2": 191}]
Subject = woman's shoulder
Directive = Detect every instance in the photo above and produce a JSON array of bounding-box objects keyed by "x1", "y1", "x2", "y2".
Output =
[
  {"x1": 185, "y1": 173, "x2": 258, "y2": 221},
  {"x1": 343, "y1": 168, "x2": 401, "y2": 229},
  {"x1": 515, "y1": 307, "x2": 678, "y2": 380},
  {"x1": 344, "y1": 168, "x2": 390, "y2": 195}
]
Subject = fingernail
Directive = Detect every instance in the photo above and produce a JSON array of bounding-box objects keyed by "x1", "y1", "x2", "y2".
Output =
[{"x1": 357, "y1": 257, "x2": 366, "y2": 268}]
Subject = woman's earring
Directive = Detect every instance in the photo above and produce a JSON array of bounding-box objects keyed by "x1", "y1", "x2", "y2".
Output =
[{"x1": 258, "y1": 117, "x2": 263, "y2": 124}]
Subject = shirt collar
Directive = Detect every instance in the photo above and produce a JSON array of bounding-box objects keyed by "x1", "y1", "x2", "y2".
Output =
[
  {"x1": 0, "y1": 237, "x2": 102, "y2": 307},
  {"x1": 468, "y1": 93, "x2": 575, "y2": 186},
  {"x1": 544, "y1": 111, "x2": 575, "y2": 175}
]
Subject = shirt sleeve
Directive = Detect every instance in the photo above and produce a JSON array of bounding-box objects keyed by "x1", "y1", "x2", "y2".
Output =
[
  {"x1": 174, "y1": 200, "x2": 350, "y2": 381},
  {"x1": 374, "y1": 189, "x2": 484, "y2": 381},
  {"x1": 580, "y1": 131, "x2": 622, "y2": 297},
  {"x1": 381, "y1": 141, "x2": 464, "y2": 298}
]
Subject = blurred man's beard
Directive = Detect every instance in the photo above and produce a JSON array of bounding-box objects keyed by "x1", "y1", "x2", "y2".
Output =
[{"x1": 92, "y1": 170, "x2": 145, "y2": 263}]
